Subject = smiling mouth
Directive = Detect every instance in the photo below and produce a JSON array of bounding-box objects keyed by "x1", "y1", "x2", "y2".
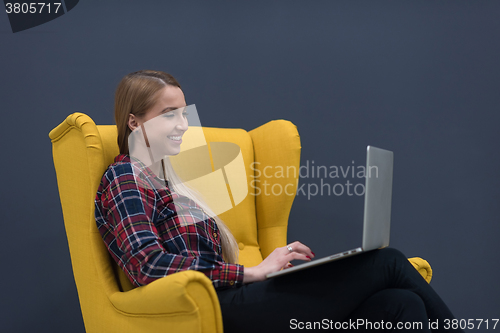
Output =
[{"x1": 167, "y1": 135, "x2": 182, "y2": 141}]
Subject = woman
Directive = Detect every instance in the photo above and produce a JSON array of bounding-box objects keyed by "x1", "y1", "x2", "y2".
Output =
[{"x1": 95, "y1": 70, "x2": 463, "y2": 332}]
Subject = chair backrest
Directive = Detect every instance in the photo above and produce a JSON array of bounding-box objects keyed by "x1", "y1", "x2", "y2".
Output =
[{"x1": 49, "y1": 113, "x2": 301, "y2": 325}]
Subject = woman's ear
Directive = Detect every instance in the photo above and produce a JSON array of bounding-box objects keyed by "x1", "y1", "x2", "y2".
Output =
[{"x1": 128, "y1": 114, "x2": 140, "y2": 131}]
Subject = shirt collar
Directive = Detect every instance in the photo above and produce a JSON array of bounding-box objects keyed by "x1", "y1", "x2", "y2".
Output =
[{"x1": 114, "y1": 154, "x2": 167, "y2": 183}]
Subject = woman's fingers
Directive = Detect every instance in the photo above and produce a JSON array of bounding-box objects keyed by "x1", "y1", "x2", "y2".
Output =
[
  {"x1": 287, "y1": 251, "x2": 313, "y2": 262},
  {"x1": 286, "y1": 241, "x2": 315, "y2": 258},
  {"x1": 260, "y1": 242, "x2": 315, "y2": 277}
]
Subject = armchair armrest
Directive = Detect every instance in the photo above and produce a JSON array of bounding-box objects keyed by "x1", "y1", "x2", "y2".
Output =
[
  {"x1": 109, "y1": 270, "x2": 222, "y2": 329},
  {"x1": 408, "y1": 257, "x2": 433, "y2": 283}
]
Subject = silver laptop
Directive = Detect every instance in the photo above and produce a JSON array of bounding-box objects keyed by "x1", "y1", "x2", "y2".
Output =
[{"x1": 266, "y1": 146, "x2": 394, "y2": 279}]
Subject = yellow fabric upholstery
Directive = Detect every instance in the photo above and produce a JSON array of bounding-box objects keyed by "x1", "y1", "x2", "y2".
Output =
[
  {"x1": 49, "y1": 113, "x2": 432, "y2": 333},
  {"x1": 409, "y1": 257, "x2": 433, "y2": 283}
]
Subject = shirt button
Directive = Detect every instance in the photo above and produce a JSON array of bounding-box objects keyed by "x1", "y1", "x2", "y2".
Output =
[
  {"x1": 213, "y1": 232, "x2": 217, "y2": 238},
  {"x1": 229, "y1": 281, "x2": 234, "y2": 286}
]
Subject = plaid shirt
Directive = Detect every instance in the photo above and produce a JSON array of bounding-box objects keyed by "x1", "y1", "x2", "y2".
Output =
[{"x1": 94, "y1": 154, "x2": 244, "y2": 289}]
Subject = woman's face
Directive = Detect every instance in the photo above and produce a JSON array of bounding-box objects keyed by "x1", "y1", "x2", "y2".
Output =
[{"x1": 128, "y1": 85, "x2": 188, "y2": 157}]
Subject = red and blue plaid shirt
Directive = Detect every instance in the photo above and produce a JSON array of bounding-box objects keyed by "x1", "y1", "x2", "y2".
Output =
[{"x1": 94, "y1": 154, "x2": 244, "y2": 289}]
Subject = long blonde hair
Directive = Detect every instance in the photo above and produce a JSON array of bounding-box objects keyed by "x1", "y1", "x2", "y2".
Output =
[{"x1": 114, "y1": 70, "x2": 239, "y2": 264}]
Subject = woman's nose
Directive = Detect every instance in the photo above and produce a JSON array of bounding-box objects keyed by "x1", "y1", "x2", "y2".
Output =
[{"x1": 176, "y1": 116, "x2": 189, "y2": 131}]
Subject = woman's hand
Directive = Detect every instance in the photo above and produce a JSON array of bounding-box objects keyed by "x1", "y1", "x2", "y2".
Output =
[{"x1": 243, "y1": 241, "x2": 315, "y2": 284}]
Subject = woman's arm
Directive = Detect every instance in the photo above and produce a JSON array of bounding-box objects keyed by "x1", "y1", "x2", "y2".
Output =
[{"x1": 95, "y1": 162, "x2": 244, "y2": 289}]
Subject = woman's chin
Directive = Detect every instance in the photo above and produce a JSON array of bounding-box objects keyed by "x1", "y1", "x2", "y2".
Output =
[{"x1": 165, "y1": 149, "x2": 181, "y2": 156}]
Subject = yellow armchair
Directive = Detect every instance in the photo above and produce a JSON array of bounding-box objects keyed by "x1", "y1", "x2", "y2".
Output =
[{"x1": 49, "y1": 113, "x2": 431, "y2": 333}]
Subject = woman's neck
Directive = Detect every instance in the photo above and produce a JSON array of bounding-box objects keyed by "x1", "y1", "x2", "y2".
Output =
[
  {"x1": 128, "y1": 150, "x2": 165, "y2": 180},
  {"x1": 148, "y1": 160, "x2": 164, "y2": 179}
]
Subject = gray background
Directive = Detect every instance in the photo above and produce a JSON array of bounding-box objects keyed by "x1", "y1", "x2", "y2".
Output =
[{"x1": 1, "y1": 1, "x2": 499, "y2": 332}]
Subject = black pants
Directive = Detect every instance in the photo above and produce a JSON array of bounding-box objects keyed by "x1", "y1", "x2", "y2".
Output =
[{"x1": 216, "y1": 248, "x2": 463, "y2": 332}]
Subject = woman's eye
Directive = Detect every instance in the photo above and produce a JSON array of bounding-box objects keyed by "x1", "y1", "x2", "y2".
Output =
[{"x1": 163, "y1": 113, "x2": 174, "y2": 118}]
